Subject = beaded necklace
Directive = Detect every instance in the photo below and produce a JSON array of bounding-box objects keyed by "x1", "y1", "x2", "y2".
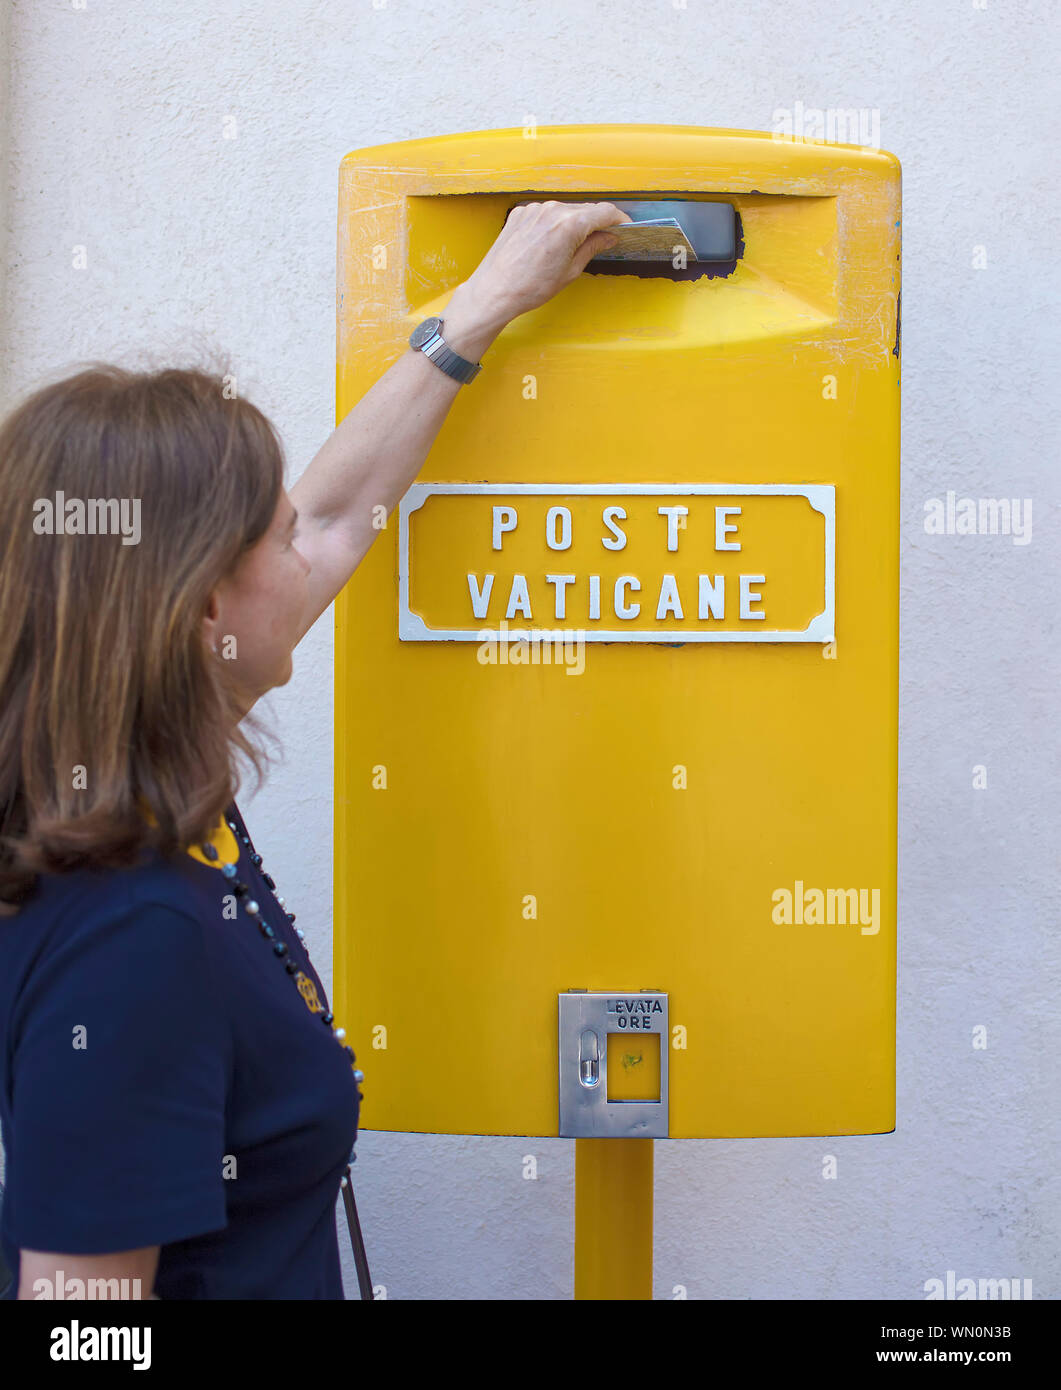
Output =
[
  {"x1": 189, "y1": 806, "x2": 373, "y2": 1295},
  {"x1": 188, "y1": 806, "x2": 364, "y2": 1127}
]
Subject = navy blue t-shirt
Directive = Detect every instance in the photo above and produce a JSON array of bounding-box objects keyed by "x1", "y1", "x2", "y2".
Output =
[{"x1": 0, "y1": 802, "x2": 360, "y2": 1299}]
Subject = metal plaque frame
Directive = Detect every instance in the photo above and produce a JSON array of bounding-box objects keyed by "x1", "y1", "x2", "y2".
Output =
[
  {"x1": 398, "y1": 482, "x2": 835, "y2": 644},
  {"x1": 558, "y1": 990, "x2": 669, "y2": 1138}
]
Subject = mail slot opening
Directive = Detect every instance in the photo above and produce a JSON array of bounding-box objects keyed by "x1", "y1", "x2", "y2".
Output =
[{"x1": 508, "y1": 194, "x2": 742, "y2": 281}]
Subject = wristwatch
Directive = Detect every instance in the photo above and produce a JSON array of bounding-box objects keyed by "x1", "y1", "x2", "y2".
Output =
[{"x1": 408, "y1": 316, "x2": 482, "y2": 384}]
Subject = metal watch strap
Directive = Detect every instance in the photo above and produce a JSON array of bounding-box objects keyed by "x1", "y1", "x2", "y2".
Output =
[
  {"x1": 421, "y1": 334, "x2": 481, "y2": 384},
  {"x1": 412, "y1": 319, "x2": 482, "y2": 384}
]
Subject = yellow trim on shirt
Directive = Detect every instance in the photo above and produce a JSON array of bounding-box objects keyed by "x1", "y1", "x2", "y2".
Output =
[
  {"x1": 185, "y1": 814, "x2": 240, "y2": 868},
  {"x1": 140, "y1": 800, "x2": 239, "y2": 868}
]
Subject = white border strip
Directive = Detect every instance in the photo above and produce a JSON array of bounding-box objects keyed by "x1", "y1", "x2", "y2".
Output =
[{"x1": 398, "y1": 483, "x2": 835, "y2": 644}]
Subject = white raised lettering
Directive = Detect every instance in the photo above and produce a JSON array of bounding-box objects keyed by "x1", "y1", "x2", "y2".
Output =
[
  {"x1": 698, "y1": 575, "x2": 725, "y2": 620},
  {"x1": 614, "y1": 576, "x2": 640, "y2": 619},
  {"x1": 656, "y1": 574, "x2": 683, "y2": 619},
  {"x1": 505, "y1": 575, "x2": 533, "y2": 619},
  {"x1": 657, "y1": 505, "x2": 688, "y2": 551},
  {"x1": 546, "y1": 574, "x2": 576, "y2": 620},
  {"x1": 739, "y1": 574, "x2": 765, "y2": 619},
  {"x1": 492, "y1": 506, "x2": 517, "y2": 550},
  {"x1": 715, "y1": 506, "x2": 742, "y2": 551},
  {"x1": 467, "y1": 574, "x2": 494, "y2": 618},
  {"x1": 546, "y1": 506, "x2": 572, "y2": 551},
  {"x1": 601, "y1": 505, "x2": 628, "y2": 551}
]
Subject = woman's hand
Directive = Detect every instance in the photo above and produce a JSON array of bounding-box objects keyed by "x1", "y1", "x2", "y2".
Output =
[{"x1": 445, "y1": 200, "x2": 633, "y2": 351}]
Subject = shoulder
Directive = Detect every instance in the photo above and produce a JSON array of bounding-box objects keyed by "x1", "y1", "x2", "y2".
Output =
[
  {"x1": 8, "y1": 851, "x2": 206, "y2": 941},
  {"x1": 0, "y1": 853, "x2": 220, "y2": 1034}
]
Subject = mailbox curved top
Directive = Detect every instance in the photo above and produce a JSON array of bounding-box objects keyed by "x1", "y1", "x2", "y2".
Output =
[{"x1": 339, "y1": 123, "x2": 902, "y2": 186}]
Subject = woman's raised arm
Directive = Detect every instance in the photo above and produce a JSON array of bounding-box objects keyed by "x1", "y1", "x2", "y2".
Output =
[{"x1": 287, "y1": 201, "x2": 629, "y2": 645}]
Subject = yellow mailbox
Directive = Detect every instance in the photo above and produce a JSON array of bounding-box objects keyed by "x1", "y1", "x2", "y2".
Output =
[{"x1": 334, "y1": 127, "x2": 900, "y2": 1161}]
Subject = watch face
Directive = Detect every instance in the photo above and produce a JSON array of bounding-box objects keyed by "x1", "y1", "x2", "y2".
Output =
[{"x1": 409, "y1": 316, "x2": 443, "y2": 349}]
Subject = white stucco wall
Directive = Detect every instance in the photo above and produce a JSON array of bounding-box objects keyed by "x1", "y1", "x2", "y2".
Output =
[{"x1": 1, "y1": 0, "x2": 1057, "y2": 1300}]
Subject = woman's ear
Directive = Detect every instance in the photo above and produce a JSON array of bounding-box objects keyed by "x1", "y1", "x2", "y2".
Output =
[{"x1": 201, "y1": 590, "x2": 222, "y2": 656}]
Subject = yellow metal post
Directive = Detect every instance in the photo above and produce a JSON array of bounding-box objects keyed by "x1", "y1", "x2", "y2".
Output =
[{"x1": 574, "y1": 1139, "x2": 654, "y2": 1300}]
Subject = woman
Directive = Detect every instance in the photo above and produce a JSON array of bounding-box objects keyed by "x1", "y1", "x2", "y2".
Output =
[{"x1": 0, "y1": 202, "x2": 626, "y2": 1300}]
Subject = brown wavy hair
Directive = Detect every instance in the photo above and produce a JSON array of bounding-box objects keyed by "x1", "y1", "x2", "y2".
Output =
[{"x1": 0, "y1": 360, "x2": 284, "y2": 911}]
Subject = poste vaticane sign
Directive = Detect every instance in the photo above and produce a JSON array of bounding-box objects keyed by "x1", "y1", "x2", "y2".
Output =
[{"x1": 398, "y1": 484, "x2": 834, "y2": 643}]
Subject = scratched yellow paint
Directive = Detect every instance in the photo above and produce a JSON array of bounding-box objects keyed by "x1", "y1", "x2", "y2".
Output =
[
  {"x1": 607, "y1": 1032, "x2": 661, "y2": 1102},
  {"x1": 334, "y1": 126, "x2": 900, "y2": 1138}
]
